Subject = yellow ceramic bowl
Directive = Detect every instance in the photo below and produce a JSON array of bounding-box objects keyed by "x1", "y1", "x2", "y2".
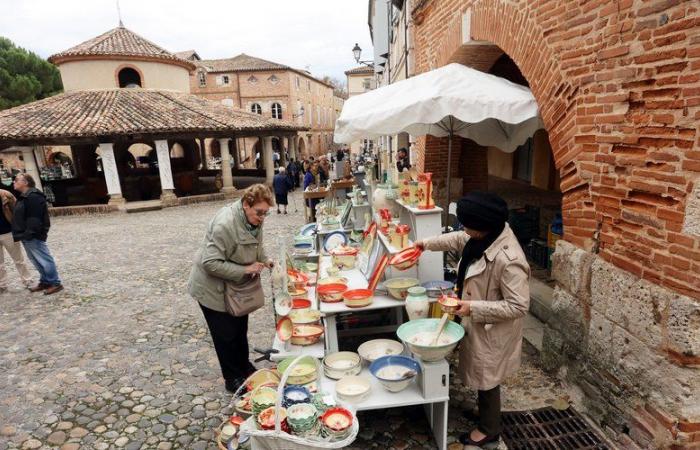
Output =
[
  {"x1": 384, "y1": 277, "x2": 420, "y2": 300},
  {"x1": 289, "y1": 309, "x2": 322, "y2": 325}
]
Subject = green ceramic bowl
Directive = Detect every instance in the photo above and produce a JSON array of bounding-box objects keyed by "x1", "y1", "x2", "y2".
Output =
[{"x1": 396, "y1": 318, "x2": 465, "y2": 362}]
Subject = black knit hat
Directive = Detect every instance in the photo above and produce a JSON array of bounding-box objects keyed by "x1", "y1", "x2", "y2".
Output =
[{"x1": 456, "y1": 191, "x2": 509, "y2": 232}]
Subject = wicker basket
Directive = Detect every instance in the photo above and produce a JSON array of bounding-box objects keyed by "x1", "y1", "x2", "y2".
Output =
[{"x1": 240, "y1": 355, "x2": 359, "y2": 450}]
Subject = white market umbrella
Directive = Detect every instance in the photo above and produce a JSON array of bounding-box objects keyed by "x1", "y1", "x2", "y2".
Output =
[{"x1": 334, "y1": 63, "x2": 544, "y2": 215}]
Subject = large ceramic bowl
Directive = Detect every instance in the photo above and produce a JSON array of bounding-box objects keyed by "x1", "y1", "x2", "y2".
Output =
[
  {"x1": 396, "y1": 318, "x2": 465, "y2": 362},
  {"x1": 384, "y1": 277, "x2": 420, "y2": 300},
  {"x1": 277, "y1": 356, "x2": 318, "y2": 385},
  {"x1": 342, "y1": 288, "x2": 373, "y2": 308},
  {"x1": 357, "y1": 339, "x2": 405, "y2": 364},
  {"x1": 422, "y1": 280, "x2": 455, "y2": 298},
  {"x1": 335, "y1": 375, "x2": 371, "y2": 403},
  {"x1": 291, "y1": 324, "x2": 324, "y2": 346},
  {"x1": 369, "y1": 355, "x2": 421, "y2": 393},
  {"x1": 292, "y1": 298, "x2": 312, "y2": 311},
  {"x1": 317, "y1": 283, "x2": 348, "y2": 303},
  {"x1": 289, "y1": 309, "x2": 322, "y2": 325},
  {"x1": 322, "y1": 351, "x2": 362, "y2": 380},
  {"x1": 388, "y1": 246, "x2": 422, "y2": 270},
  {"x1": 330, "y1": 246, "x2": 359, "y2": 270}
]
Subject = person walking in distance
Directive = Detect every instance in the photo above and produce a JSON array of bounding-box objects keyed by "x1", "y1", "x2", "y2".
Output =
[
  {"x1": 0, "y1": 188, "x2": 33, "y2": 292},
  {"x1": 11, "y1": 173, "x2": 63, "y2": 295}
]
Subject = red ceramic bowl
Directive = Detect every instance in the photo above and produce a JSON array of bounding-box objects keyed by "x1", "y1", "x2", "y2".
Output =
[
  {"x1": 292, "y1": 298, "x2": 312, "y2": 310},
  {"x1": 321, "y1": 407, "x2": 353, "y2": 431},
  {"x1": 317, "y1": 283, "x2": 348, "y2": 303},
  {"x1": 342, "y1": 289, "x2": 374, "y2": 308},
  {"x1": 276, "y1": 317, "x2": 293, "y2": 342},
  {"x1": 389, "y1": 246, "x2": 423, "y2": 270}
]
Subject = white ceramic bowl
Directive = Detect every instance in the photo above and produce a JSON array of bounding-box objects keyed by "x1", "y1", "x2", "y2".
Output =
[
  {"x1": 335, "y1": 375, "x2": 371, "y2": 403},
  {"x1": 323, "y1": 352, "x2": 362, "y2": 380},
  {"x1": 357, "y1": 339, "x2": 405, "y2": 364}
]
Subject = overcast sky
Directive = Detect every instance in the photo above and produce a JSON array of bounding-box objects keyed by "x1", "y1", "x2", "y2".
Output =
[{"x1": 1, "y1": 0, "x2": 374, "y2": 83}]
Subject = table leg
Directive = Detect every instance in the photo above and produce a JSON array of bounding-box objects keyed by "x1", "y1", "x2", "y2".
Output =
[
  {"x1": 323, "y1": 314, "x2": 339, "y2": 353},
  {"x1": 429, "y1": 400, "x2": 448, "y2": 450}
]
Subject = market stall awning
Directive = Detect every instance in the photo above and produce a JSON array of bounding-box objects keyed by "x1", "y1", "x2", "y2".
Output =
[
  {"x1": 334, "y1": 63, "x2": 543, "y2": 152},
  {"x1": 0, "y1": 88, "x2": 306, "y2": 149}
]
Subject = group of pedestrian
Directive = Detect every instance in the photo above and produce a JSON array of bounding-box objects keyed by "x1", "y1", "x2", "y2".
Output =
[{"x1": 0, "y1": 173, "x2": 63, "y2": 295}]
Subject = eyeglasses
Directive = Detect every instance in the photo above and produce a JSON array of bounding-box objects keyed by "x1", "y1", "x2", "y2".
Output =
[{"x1": 254, "y1": 208, "x2": 271, "y2": 218}]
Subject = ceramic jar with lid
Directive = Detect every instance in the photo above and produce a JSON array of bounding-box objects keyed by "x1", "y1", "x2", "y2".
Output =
[
  {"x1": 405, "y1": 286, "x2": 430, "y2": 321},
  {"x1": 396, "y1": 224, "x2": 411, "y2": 249}
]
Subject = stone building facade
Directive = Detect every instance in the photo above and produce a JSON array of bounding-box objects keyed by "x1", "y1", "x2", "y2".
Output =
[
  {"x1": 187, "y1": 54, "x2": 342, "y2": 160},
  {"x1": 406, "y1": 0, "x2": 700, "y2": 448},
  {"x1": 345, "y1": 66, "x2": 376, "y2": 155}
]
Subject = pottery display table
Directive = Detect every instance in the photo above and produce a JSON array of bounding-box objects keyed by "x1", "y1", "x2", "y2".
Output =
[{"x1": 303, "y1": 188, "x2": 329, "y2": 223}]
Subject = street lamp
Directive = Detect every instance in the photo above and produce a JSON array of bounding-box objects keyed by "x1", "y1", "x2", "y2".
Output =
[
  {"x1": 352, "y1": 43, "x2": 374, "y2": 68},
  {"x1": 293, "y1": 105, "x2": 305, "y2": 119}
]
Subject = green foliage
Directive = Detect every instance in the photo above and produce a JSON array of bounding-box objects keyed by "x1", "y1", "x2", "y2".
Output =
[{"x1": 0, "y1": 36, "x2": 62, "y2": 110}]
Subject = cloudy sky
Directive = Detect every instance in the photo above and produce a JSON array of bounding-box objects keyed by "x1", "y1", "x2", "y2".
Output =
[{"x1": 1, "y1": 0, "x2": 374, "y2": 83}]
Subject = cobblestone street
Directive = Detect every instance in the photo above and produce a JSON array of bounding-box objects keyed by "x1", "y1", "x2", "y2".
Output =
[{"x1": 0, "y1": 192, "x2": 568, "y2": 450}]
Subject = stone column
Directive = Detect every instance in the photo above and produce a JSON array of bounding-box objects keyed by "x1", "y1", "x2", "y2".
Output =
[
  {"x1": 218, "y1": 138, "x2": 235, "y2": 194},
  {"x1": 263, "y1": 136, "x2": 274, "y2": 184},
  {"x1": 97, "y1": 143, "x2": 124, "y2": 206},
  {"x1": 278, "y1": 136, "x2": 287, "y2": 166},
  {"x1": 198, "y1": 138, "x2": 207, "y2": 169},
  {"x1": 19, "y1": 146, "x2": 43, "y2": 191},
  {"x1": 288, "y1": 135, "x2": 297, "y2": 161},
  {"x1": 231, "y1": 138, "x2": 240, "y2": 169},
  {"x1": 154, "y1": 140, "x2": 177, "y2": 206}
]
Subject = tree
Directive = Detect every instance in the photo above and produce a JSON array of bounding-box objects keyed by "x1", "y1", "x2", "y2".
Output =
[
  {"x1": 0, "y1": 37, "x2": 62, "y2": 110},
  {"x1": 322, "y1": 75, "x2": 348, "y2": 98}
]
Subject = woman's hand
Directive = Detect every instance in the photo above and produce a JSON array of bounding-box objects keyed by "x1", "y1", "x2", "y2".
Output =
[
  {"x1": 414, "y1": 240, "x2": 425, "y2": 251},
  {"x1": 455, "y1": 300, "x2": 471, "y2": 317},
  {"x1": 245, "y1": 262, "x2": 266, "y2": 275}
]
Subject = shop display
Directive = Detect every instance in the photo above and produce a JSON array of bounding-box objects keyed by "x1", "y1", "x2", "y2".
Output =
[
  {"x1": 335, "y1": 376, "x2": 371, "y2": 403},
  {"x1": 322, "y1": 352, "x2": 362, "y2": 380},
  {"x1": 369, "y1": 355, "x2": 421, "y2": 393},
  {"x1": 405, "y1": 286, "x2": 430, "y2": 320},
  {"x1": 356, "y1": 339, "x2": 405, "y2": 364},
  {"x1": 396, "y1": 318, "x2": 465, "y2": 362},
  {"x1": 383, "y1": 277, "x2": 420, "y2": 300}
]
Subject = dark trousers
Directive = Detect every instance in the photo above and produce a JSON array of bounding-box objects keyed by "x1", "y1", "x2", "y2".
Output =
[
  {"x1": 478, "y1": 385, "x2": 502, "y2": 436},
  {"x1": 199, "y1": 304, "x2": 251, "y2": 382}
]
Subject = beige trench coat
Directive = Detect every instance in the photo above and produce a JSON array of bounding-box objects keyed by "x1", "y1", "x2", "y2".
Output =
[{"x1": 423, "y1": 224, "x2": 530, "y2": 391}]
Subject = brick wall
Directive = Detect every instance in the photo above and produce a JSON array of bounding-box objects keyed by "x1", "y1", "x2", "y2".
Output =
[{"x1": 411, "y1": 0, "x2": 700, "y2": 299}]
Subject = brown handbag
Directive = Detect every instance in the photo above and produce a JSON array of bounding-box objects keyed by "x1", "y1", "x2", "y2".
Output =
[{"x1": 224, "y1": 274, "x2": 265, "y2": 317}]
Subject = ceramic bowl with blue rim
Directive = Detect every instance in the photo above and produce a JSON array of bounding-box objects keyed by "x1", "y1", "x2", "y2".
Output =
[
  {"x1": 369, "y1": 355, "x2": 421, "y2": 393},
  {"x1": 323, "y1": 230, "x2": 348, "y2": 253},
  {"x1": 282, "y1": 385, "x2": 311, "y2": 407},
  {"x1": 421, "y1": 280, "x2": 455, "y2": 298}
]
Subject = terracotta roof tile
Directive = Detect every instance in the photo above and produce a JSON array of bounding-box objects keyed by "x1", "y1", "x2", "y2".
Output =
[
  {"x1": 344, "y1": 66, "x2": 375, "y2": 75},
  {"x1": 0, "y1": 89, "x2": 305, "y2": 146},
  {"x1": 197, "y1": 54, "x2": 289, "y2": 72},
  {"x1": 48, "y1": 27, "x2": 195, "y2": 70}
]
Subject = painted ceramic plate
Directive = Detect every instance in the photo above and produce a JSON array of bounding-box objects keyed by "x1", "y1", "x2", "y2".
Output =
[
  {"x1": 367, "y1": 254, "x2": 389, "y2": 293},
  {"x1": 300, "y1": 223, "x2": 317, "y2": 236},
  {"x1": 323, "y1": 231, "x2": 348, "y2": 253}
]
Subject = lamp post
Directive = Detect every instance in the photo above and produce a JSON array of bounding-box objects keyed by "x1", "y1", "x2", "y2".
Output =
[
  {"x1": 352, "y1": 43, "x2": 374, "y2": 68},
  {"x1": 292, "y1": 105, "x2": 305, "y2": 120}
]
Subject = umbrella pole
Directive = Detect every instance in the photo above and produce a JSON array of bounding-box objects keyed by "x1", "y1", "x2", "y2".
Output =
[{"x1": 445, "y1": 130, "x2": 453, "y2": 229}]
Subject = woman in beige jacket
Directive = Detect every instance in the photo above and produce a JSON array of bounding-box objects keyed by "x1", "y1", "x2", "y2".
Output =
[{"x1": 416, "y1": 192, "x2": 530, "y2": 447}]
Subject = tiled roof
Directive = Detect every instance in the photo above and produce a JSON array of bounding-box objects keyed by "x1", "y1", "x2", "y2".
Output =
[
  {"x1": 345, "y1": 66, "x2": 375, "y2": 75},
  {"x1": 48, "y1": 26, "x2": 195, "y2": 70},
  {"x1": 174, "y1": 49, "x2": 200, "y2": 61},
  {"x1": 0, "y1": 89, "x2": 305, "y2": 146},
  {"x1": 197, "y1": 54, "x2": 289, "y2": 72}
]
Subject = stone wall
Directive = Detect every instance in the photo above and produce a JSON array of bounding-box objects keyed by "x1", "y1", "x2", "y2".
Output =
[{"x1": 545, "y1": 240, "x2": 699, "y2": 448}]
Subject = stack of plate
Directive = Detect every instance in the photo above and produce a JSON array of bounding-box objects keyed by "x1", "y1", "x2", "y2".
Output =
[
  {"x1": 251, "y1": 387, "x2": 277, "y2": 417},
  {"x1": 286, "y1": 403, "x2": 319, "y2": 436}
]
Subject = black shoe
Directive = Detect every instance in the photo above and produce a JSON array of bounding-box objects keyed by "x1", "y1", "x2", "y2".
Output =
[
  {"x1": 284, "y1": 210, "x2": 288, "y2": 215},
  {"x1": 277, "y1": 210, "x2": 281, "y2": 214},
  {"x1": 225, "y1": 377, "x2": 246, "y2": 394},
  {"x1": 459, "y1": 428, "x2": 500, "y2": 446}
]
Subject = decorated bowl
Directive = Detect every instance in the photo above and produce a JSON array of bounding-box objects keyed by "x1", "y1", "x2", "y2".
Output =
[
  {"x1": 388, "y1": 246, "x2": 422, "y2": 270},
  {"x1": 257, "y1": 406, "x2": 289, "y2": 432},
  {"x1": 289, "y1": 309, "x2": 322, "y2": 325},
  {"x1": 342, "y1": 288, "x2": 373, "y2": 308},
  {"x1": 438, "y1": 294, "x2": 459, "y2": 314},
  {"x1": 303, "y1": 262, "x2": 319, "y2": 273},
  {"x1": 369, "y1": 355, "x2": 421, "y2": 393},
  {"x1": 335, "y1": 376, "x2": 371, "y2": 403},
  {"x1": 357, "y1": 339, "x2": 405, "y2": 364},
  {"x1": 251, "y1": 386, "x2": 277, "y2": 416},
  {"x1": 318, "y1": 276, "x2": 349, "y2": 287},
  {"x1": 288, "y1": 286, "x2": 308, "y2": 299},
  {"x1": 282, "y1": 385, "x2": 311, "y2": 407},
  {"x1": 329, "y1": 246, "x2": 359, "y2": 270},
  {"x1": 317, "y1": 283, "x2": 348, "y2": 303},
  {"x1": 292, "y1": 298, "x2": 312, "y2": 310},
  {"x1": 322, "y1": 351, "x2": 362, "y2": 380},
  {"x1": 384, "y1": 277, "x2": 420, "y2": 300},
  {"x1": 291, "y1": 324, "x2": 324, "y2": 346},
  {"x1": 276, "y1": 317, "x2": 293, "y2": 342},
  {"x1": 311, "y1": 392, "x2": 336, "y2": 414},
  {"x1": 396, "y1": 318, "x2": 465, "y2": 362},
  {"x1": 277, "y1": 356, "x2": 318, "y2": 385},
  {"x1": 321, "y1": 407, "x2": 353, "y2": 436},
  {"x1": 293, "y1": 243, "x2": 313, "y2": 254}
]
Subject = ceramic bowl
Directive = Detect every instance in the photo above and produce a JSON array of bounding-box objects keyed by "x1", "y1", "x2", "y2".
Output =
[
  {"x1": 294, "y1": 243, "x2": 313, "y2": 254},
  {"x1": 286, "y1": 403, "x2": 318, "y2": 433},
  {"x1": 329, "y1": 246, "x2": 359, "y2": 270},
  {"x1": 292, "y1": 298, "x2": 312, "y2": 310},
  {"x1": 320, "y1": 407, "x2": 353, "y2": 437},
  {"x1": 289, "y1": 309, "x2": 322, "y2": 325},
  {"x1": 322, "y1": 351, "x2": 362, "y2": 380},
  {"x1": 357, "y1": 339, "x2": 405, "y2": 364},
  {"x1": 318, "y1": 276, "x2": 349, "y2": 287},
  {"x1": 388, "y1": 246, "x2": 422, "y2": 270},
  {"x1": 369, "y1": 355, "x2": 421, "y2": 393},
  {"x1": 396, "y1": 318, "x2": 465, "y2": 362},
  {"x1": 438, "y1": 294, "x2": 459, "y2": 314},
  {"x1": 342, "y1": 288, "x2": 373, "y2": 308},
  {"x1": 276, "y1": 317, "x2": 293, "y2": 342},
  {"x1": 422, "y1": 280, "x2": 455, "y2": 298},
  {"x1": 288, "y1": 286, "x2": 308, "y2": 299},
  {"x1": 291, "y1": 324, "x2": 324, "y2": 346},
  {"x1": 251, "y1": 387, "x2": 277, "y2": 416},
  {"x1": 257, "y1": 406, "x2": 288, "y2": 431},
  {"x1": 384, "y1": 277, "x2": 420, "y2": 300},
  {"x1": 317, "y1": 283, "x2": 348, "y2": 303},
  {"x1": 335, "y1": 376, "x2": 371, "y2": 403},
  {"x1": 277, "y1": 357, "x2": 318, "y2": 386},
  {"x1": 282, "y1": 385, "x2": 311, "y2": 407},
  {"x1": 303, "y1": 262, "x2": 319, "y2": 273}
]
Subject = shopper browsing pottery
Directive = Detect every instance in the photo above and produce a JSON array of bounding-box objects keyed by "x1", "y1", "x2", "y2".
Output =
[{"x1": 414, "y1": 191, "x2": 530, "y2": 447}]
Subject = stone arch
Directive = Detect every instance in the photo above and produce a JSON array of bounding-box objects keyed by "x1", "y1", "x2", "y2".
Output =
[
  {"x1": 170, "y1": 143, "x2": 185, "y2": 158},
  {"x1": 297, "y1": 137, "x2": 307, "y2": 157}
]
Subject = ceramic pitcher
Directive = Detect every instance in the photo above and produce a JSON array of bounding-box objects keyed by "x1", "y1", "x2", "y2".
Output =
[{"x1": 405, "y1": 286, "x2": 430, "y2": 320}]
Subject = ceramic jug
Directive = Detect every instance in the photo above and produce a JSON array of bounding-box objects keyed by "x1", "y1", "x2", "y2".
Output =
[{"x1": 405, "y1": 286, "x2": 430, "y2": 320}]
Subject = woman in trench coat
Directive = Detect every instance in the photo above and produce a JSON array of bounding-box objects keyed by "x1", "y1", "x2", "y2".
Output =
[{"x1": 415, "y1": 191, "x2": 530, "y2": 447}]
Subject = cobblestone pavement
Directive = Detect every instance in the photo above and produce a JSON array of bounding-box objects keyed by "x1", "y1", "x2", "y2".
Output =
[{"x1": 0, "y1": 191, "x2": 569, "y2": 450}]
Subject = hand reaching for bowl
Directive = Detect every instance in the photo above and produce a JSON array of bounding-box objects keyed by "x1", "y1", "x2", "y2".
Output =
[
  {"x1": 413, "y1": 240, "x2": 425, "y2": 251},
  {"x1": 455, "y1": 300, "x2": 471, "y2": 317},
  {"x1": 245, "y1": 262, "x2": 266, "y2": 275}
]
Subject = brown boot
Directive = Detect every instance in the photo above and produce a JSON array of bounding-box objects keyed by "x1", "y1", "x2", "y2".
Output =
[
  {"x1": 43, "y1": 285, "x2": 64, "y2": 295},
  {"x1": 28, "y1": 283, "x2": 50, "y2": 292}
]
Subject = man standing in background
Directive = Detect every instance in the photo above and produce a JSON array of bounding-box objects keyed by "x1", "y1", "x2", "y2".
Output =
[{"x1": 0, "y1": 188, "x2": 32, "y2": 292}]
